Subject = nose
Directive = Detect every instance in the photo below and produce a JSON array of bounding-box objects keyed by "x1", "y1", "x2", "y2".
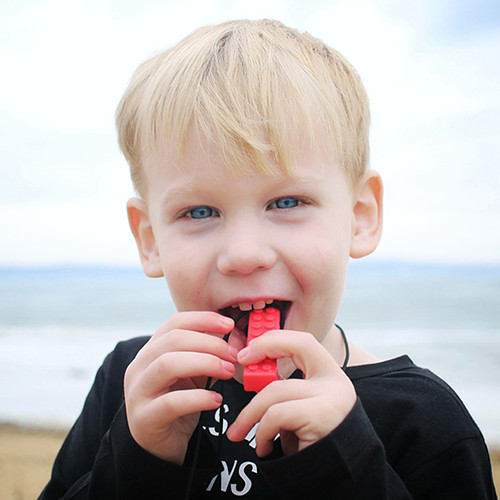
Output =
[{"x1": 216, "y1": 221, "x2": 278, "y2": 275}]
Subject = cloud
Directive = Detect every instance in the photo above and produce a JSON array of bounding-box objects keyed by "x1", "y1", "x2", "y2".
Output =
[{"x1": 1, "y1": 0, "x2": 499, "y2": 265}]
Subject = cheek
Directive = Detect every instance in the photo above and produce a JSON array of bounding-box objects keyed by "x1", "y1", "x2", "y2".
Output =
[
  {"x1": 160, "y1": 243, "x2": 209, "y2": 310},
  {"x1": 290, "y1": 227, "x2": 350, "y2": 322},
  {"x1": 291, "y1": 220, "x2": 350, "y2": 287},
  {"x1": 302, "y1": 244, "x2": 349, "y2": 298},
  {"x1": 304, "y1": 248, "x2": 349, "y2": 339}
]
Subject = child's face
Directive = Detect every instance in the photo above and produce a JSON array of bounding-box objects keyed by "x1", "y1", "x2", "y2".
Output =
[{"x1": 131, "y1": 131, "x2": 377, "y2": 356}]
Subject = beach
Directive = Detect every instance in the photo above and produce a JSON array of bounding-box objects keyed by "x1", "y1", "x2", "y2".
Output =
[
  {"x1": 0, "y1": 424, "x2": 67, "y2": 499},
  {"x1": 1, "y1": 263, "x2": 499, "y2": 497},
  {"x1": 0, "y1": 423, "x2": 498, "y2": 499}
]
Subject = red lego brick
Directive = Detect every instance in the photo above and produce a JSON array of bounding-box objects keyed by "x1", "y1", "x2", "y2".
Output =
[{"x1": 243, "y1": 307, "x2": 281, "y2": 392}]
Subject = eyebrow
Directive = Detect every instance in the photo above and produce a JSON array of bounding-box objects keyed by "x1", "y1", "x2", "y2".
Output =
[
  {"x1": 159, "y1": 184, "x2": 198, "y2": 210},
  {"x1": 159, "y1": 173, "x2": 324, "y2": 210}
]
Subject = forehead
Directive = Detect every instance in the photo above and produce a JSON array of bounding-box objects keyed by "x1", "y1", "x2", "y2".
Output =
[
  {"x1": 146, "y1": 134, "x2": 321, "y2": 186},
  {"x1": 141, "y1": 128, "x2": 353, "y2": 210},
  {"x1": 145, "y1": 125, "x2": 345, "y2": 186}
]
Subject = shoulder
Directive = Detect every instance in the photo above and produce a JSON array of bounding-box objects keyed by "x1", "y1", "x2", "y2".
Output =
[
  {"x1": 101, "y1": 336, "x2": 150, "y2": 373},
  {"x1": 348, "y1": 356, "x2": 467, "y2": 409},
  {"x1": 104, "y1": 336, "x2": 150, "y2": 367},
  {"x1": 347, "y1": 356, "x2": 485, "y2": 461},
  {"x1": 93, "y1": 336, "x2": 150, "y2": 403}
]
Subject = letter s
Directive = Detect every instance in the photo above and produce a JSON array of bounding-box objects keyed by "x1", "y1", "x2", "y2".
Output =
[{"x1": 230, "y1": 461, "x2": 257, "y2": 496}]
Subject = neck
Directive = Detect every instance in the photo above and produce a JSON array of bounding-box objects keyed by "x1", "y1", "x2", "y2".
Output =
[{"x1": 321, "y1": 324, "x2": 349, "y2": 368}]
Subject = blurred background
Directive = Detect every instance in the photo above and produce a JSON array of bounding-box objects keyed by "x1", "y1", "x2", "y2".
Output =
[
  {"x1": 1, "y1": 0, "x2": 499, "y2": 266},
  {"x1": 0, "y1": 0, "x2": 499, "y2": 496}
]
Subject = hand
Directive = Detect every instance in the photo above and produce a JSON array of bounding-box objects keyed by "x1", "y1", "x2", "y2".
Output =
[
  {"x1": 124, "y1": 311, "x2": 237, "y2": 464},
  {"x1": 226, "y1": 330, "x2": 356, "y2": 457}
]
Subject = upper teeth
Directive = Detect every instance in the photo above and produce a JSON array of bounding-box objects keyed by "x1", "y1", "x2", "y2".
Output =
[{"x1": 231, "y1": 299, "x2": 274, "y2": 311}]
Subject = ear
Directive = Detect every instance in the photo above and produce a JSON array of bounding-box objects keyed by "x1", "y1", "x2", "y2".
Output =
[
  {"x1": 350, "y1": 170, "x2": 383, "y2": 259},
  {"x1": 127, "y1": 197, "x2": 163, "y2": 277}
]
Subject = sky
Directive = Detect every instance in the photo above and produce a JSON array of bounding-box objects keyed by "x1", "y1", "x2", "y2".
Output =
[{"x1": 1, "y1": 0, "x2": 499, "y2": 267}]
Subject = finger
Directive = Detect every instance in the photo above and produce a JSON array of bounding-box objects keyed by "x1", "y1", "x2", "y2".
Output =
[
  {"x1": 227, "y1": 379, "x2": 311, "y2": 441},
  {"x1": 228, "y1": 374, "x2": 355, "y2": 443},
  {"x1": 255, "y1": 399, "x2": 316, "y2": 457},
  {"x1": 128, "y1": 389, "x2": 224, "y2": 460},
  {"x1": 134, "y1": 351, "x2": 235, "y2": 397},
  {"x1": 135, "y1": 329, "x2": 238, "y2": 368},
  {"x1": 150, "y1": 311, "x2": 234, "y2": 343},
  {"x1": 238, "y1": 330, "x2": 337, "y2": 378},
  {"x1": 145, "y1": 388, "x2": 224, "y2": 424}
]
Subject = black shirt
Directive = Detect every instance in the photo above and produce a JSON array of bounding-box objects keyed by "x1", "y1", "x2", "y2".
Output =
[{"x1": 39, "y1": 336, "x2": 497, "y2": 499}]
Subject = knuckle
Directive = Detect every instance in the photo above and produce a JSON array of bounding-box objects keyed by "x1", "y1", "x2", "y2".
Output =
[
  {"x1": 296, "y1": 330, "x2": 315, "y2": 342},
  {"x1": 263, "y1": 404, "x2": 282, "y2": 422},
  {"x1": 124, "y1": 360, "x2": 143, "y2": 392},
  {"x1": 155, "y1": 351, "x2": 175, "y2": 373},
  {"x1": 168, "y1": 310, "x2": 186, "y2": 322},
  {"x1": 158, "y1": 393, "x2": 178, "y2": 415},
  {"x1": 144, "y1": 352, "x2": 172, "y2": 382},
  {"x1": 155, "y1": 312, "x2": 186, "y2": 335},
  {"x1": 124, "y1": 364, "x2": 133, "y2": 386},
  {"x1": 161, "y1": 328, "x2": 184, "y2": 349}
]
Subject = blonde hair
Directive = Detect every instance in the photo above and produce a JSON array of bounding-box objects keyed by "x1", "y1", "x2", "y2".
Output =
[{"x1": 116, "y1": 19, "x2": 370, "y2": 197}]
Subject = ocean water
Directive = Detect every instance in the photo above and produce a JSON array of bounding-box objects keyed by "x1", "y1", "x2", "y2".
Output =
[{"x1": 1, "y1": 261, "x2": 499, "y2": 447}]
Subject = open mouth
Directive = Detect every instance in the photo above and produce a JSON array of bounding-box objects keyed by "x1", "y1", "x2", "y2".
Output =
[{"x1": 219, "y1": 300, "x2": 290, "y2": 335}]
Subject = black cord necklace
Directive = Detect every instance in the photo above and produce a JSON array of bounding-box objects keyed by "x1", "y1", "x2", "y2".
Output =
[{"x1": 336, "y1": 323, "x2": 350, "y2": 370}]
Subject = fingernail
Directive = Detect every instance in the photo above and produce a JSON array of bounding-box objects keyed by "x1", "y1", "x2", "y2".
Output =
[
  {"x1": 213, "y1": 393, "x2": 223, "y2": 405},
  {"x1": 238, "y1": 348, "x2": 249, "y2": 360},
  {"x1": 221, "y1": 316, "x2": 234, "y2": 328},
  {"x1": 226, "y1": 423, "x2": 237, "y2": 441},
  {"x1": 222, "y1": 360, "x2": 235, "y2": 372},
  {"x1": 229, "y1": 346, "x2": 239, "y2": 360}
]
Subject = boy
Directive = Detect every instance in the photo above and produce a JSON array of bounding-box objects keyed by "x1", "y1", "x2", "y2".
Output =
[{"x1": 40, "y1": 19, "x2": 496, "y2": 499}]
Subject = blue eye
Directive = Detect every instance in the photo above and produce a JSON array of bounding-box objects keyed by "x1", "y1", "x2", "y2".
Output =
[
  {"x1": 187, "y1": 206, "x2": 218, "y2": 219},
  {"x1": 270, "y1": 197, "x2": 300, "y2": 209}
]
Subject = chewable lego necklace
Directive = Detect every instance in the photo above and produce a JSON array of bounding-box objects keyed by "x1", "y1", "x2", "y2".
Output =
[
  {"x1": 184, "y1": 310, "x2": 349, "y2": 500},
  {"x1": 234, "y1": 305, "x2": 350, "y2": 375}
]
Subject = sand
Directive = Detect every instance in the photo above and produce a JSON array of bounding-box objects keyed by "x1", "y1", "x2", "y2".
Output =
[
  {"x1": 0, "y1": 425, "x2": 68, "y2": 500},
  {"x1": 0, "y1": 424, "x2": 498, "y2": 499}
]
